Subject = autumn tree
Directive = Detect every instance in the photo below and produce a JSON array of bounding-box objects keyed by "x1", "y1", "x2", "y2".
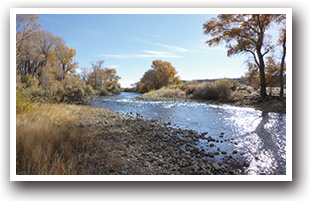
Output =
[
  {"x1": 243, "y1": 56, "x2": 285, "y2": 96},
  {"x1": 55, "y1": 43, "x2": 78, "y2": 81},
  {"x1": 16, "y1": 14, "x2": 41, "y2": 74},
  {"x1": 101, "y1": 68, "x2": 121, "y2": 91},
  {"x1": 243, "y1": 61, "x2": 260, "y2": 89},
  {"x1": 87, "y1": 60, "x2": 105, "y2": 90},
  {"x1": 16, "y1": 14, "x2": 97, "y2": 103},
  {"x1": 203, "y1": 14, "x2": 280, "y2": 100},
  {"x1": 139, "y1": 69, "x2": 159, "y2": 92},
  {"x1": 138, "y1": 60, "x2": 182, "y2": 92},
  {"x1": 86, "y1": 60, "x2": 121, "y2": 93},
  {"x1": 16, "y1": 14, "x2": 78, "y2": 84},
  {"x1": 79, "y1": 68, "x2": 92, "y2": 83}
]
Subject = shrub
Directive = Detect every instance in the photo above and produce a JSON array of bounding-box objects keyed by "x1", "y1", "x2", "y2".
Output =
[
  {"x1": 16, "y1": 90, "x2": 36, "y2": 114},
  {"x1": 98, "y1": 88, "x2": 109, "y2": 96},
  {"x1": 183, "y1": 81, "x2": 199, "y2": 98},
  {"x1": 20, "y1": 75, "x2": 39, "y2": 88},
  {"x1": 84, "y1": 84, "x2": 95, "y2": 98},
  {"x1": 198, "y1": 82, "x2": 218, "y2": 100},
  {"x1": 158, "y1": 87, "x2": 185, "y2": 98},
  {"x1": 62, "y1": 75, "x2": 85, "y2": 103},
  {"x1": 214, "y1": 79, "x2": 233, "y2": 101},
  {"x1": 112, "y1": 86, "x2": 121, "y2": 94},
  {"x1": 191, "y1": 79, "x2": 236, "y2": 101}
]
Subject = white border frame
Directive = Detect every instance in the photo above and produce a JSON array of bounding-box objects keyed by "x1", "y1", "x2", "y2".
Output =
[{"x1": 10, "y1": 8, "x2": 292, "y2": 181}]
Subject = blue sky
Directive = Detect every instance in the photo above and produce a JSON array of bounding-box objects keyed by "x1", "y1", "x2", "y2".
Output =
[{"x1": 37, "y1": 14, "x2": 278, "y2": 88}]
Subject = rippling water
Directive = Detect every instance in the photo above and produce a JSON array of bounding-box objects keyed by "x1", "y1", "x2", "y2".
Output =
[{"x1": 90, "y1": 92, "x2": 286, "y2": 175}]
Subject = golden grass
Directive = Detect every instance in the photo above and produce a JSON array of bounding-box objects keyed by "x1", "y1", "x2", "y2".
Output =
[
  {"x1": 16, "y1": 103, "x2": 94, "y2": 175},
  {"x1": 140, "y1": 86, "x2": 186, "y2": 99}
]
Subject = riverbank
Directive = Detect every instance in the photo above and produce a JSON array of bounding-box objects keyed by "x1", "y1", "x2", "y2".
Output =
[
  {"x1": 137, "y1": 85, "x2": 286, "y2": 114},
  {"x1": 16, "y1": 102, "x2": 244, "y2": 175}
]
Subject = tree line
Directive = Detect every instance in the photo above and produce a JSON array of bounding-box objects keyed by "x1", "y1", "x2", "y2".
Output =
[{"x1": 16, "y1": 14, "x2": 121, "y2": 103}]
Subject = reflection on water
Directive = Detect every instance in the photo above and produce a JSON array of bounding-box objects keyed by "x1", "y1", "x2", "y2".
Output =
[{"x1": 90, "y1": 92, "x2": 286, "y2": 175}]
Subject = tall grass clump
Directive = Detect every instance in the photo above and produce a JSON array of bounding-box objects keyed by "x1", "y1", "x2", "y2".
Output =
[
  {"x1": 191, "y1": 79, "x2": 237, "y2": 101},
  {"x1": 16, "y1": 104, "x2": 93, "y2": 175},
  {"x1": 157, "y1": 86, "x2": 185, "y2": 98}
]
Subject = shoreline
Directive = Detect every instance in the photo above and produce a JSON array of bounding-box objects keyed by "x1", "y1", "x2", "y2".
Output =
[
  {"x1": 17, "y1": 101, "x2": 246, "y2": 175},
  {"x1": 137, "y1": 95, "x2": 286, "y2": 114},
  {"x1": 80, "y1": 105, "x2": 246, "y2": 175}
]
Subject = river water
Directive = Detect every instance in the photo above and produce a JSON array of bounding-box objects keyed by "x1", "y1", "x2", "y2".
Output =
[{"x1": 90, "y1": 92, "x2": 286, "y2": 175}]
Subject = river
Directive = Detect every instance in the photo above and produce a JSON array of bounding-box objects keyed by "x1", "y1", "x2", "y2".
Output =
[{"x1": 90, "y1": 92, "x2": 286, "y2": 175}]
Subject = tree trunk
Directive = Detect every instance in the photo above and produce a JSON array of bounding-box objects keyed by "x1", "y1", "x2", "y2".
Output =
[
  {"x1": 280, "y1": 36, "x2": 286, "y2": 100},
  {"x1": 257, "y1": 52, "x2": 267, "y2": 100}
]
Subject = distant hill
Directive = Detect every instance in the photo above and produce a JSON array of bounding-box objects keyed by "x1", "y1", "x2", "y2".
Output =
[{"x1": 182, "y1": 78, "x2": 250, "y2": 86}]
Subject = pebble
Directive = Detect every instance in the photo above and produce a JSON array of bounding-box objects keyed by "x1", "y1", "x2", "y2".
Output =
[{"x1": 88, "y1": 109, "x2": 244, "y2": 175}]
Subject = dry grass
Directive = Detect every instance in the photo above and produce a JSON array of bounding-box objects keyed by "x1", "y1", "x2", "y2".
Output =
[
  {"x1": 140, "y1": 86, "x2": 186, "y2": 99},
  {"x1": 140, "y1": 79, "x2": 238, "y2": 102},
  {"x1": 16, "y1": 103, "x2": 94, "y2": 175}
]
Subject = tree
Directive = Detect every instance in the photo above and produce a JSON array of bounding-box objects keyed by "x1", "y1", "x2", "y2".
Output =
[
  {"x1": 101, "y1": 68, "x2": 121, "y2": 91},
  {"x1": 138, "y1": 60, "x2": 182, "y2": 92},
  {"x1": 203, "y1": 14, "x2": 280, "y2": 100},
  {"x1": 79, "y1": 68, "x2": 92, "y2": 83},
  {"x1": 242, "y1": 61, "x2": 260, "y2": 89},
  {"x1": 55, "y1": 44, "x2": 78, "y2": 80},
  {"x1": 16, "y1": 14, "x2": 41, "y2": 71},
  {"x1": 243, "y1": 56, "x2": 285, "y2": 96},
  {"x1": 16, "y1": 14, "x2": 78, "y2": 83},
  {"x1": 265, "y1": 56, "x2": 281, "y2": 96},
  {"x1": 88, "y1": 60, "x2": 105, "y2": 90},
  {"x1": 87, "y1": 60, "x2": 121, "y2": 92}
]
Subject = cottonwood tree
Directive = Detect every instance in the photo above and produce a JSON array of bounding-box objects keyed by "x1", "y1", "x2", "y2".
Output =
[
  {"x1": 16, "y1": 14, "x2": 41, "y2": 72},
  {"x1": 87, "y1": 60, "x2": 120, "y2": 91},
  {"x1": 151, "y1": 60, "x2": 182, "y2": 87},
  {"x1": 79, "y1": 68, "x2": 92, "y2": 83},
  {"x1": 55, "y1": 44, "x2": 78, "y2": 81},
  {"x1": 102, "y1": 68, "x2": 121, "y2": 91},
  {"x1": 16, "y1": 14, "x2": 78, "y2": 83},
  {"x1": 140, "y1": 69, "x2": 159, "y2": 92},
  {"x1": 203, "y1": 14, "x2": 280, "y2": 100},
  {"x1": 88, "y1": 60, "x2": 105, "y2": 90},
  {"x1": 243, "y1": 56, "x2": 285, "y2": 96},
  {"x1": 138, "y1": 60, "x2": 182, "y2": 92}
]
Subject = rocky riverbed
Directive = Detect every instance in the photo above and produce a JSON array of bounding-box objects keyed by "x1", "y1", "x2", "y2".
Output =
[{"x1": 76, "y1": 106, "x2": 245, "y2": 175}]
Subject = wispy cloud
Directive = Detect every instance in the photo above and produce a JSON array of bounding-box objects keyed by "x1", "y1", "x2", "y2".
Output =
[
  {"x1": 150, "y1": 42, "x2": 189, "y2": 52},
  {"x1": 128, "y1": 37, "x2": 189, "y2": 53},
  {"x1": 191, "y1": 38, "x2": 227, "y2": 53},
  {"x1": 100, "y1": 50, "x2": 181, "y2": 59},
  {"x1": 106, "y1": 65, "x2": 119, "y2": 68},
  {"x1": 40, "y1": 16, "x2": 63, "y2": 24}
]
